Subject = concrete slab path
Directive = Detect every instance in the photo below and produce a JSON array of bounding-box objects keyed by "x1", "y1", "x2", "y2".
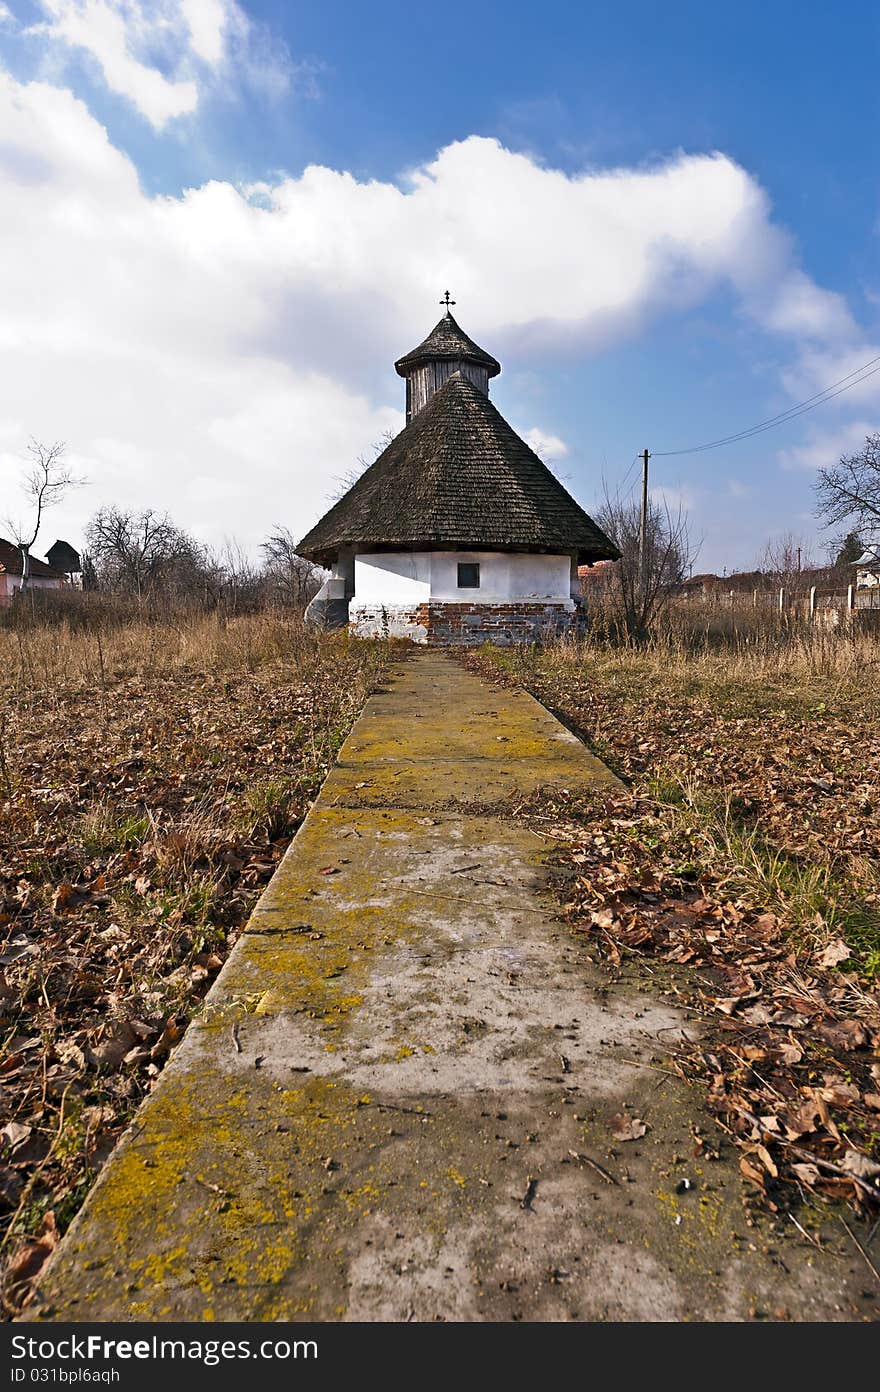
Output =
[{"x1": 29, "y1": 652, "x2": 873, "y2": 1322}]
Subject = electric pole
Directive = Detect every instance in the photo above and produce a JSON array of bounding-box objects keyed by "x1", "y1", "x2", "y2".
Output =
[{"x1": 639, "y1": 448, "x2": 650, "y2": 592}]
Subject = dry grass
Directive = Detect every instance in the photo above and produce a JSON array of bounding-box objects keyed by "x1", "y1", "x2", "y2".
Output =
[{"x1": 480, "y1": 625, "x2": 880, "y2": 972}]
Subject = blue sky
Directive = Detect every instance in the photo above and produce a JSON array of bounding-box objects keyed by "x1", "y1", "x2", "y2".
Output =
[{"x1": 1, "y1": 0, "x2": 878, "y2": 571}]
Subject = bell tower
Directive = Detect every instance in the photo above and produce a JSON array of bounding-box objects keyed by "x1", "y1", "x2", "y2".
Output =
[{"x1": 394, "y1": 293, "x2": 501, "y2": 423}]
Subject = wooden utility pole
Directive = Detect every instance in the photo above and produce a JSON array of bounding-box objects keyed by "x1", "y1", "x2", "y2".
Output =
[{"x1": 638, "y1": 448, "x2": 650, "y2": 591}]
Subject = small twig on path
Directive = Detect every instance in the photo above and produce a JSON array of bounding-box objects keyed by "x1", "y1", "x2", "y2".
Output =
[
  {"x1": 840, "y1": 1216, "x2": 880, "y2": 1285},
  {"x1": 450, "y1": 864, "x2": 482, "y2": 874},
  {"x1": 195, "y1": 1176, "x2": 229, "y2": 1199},
  {"x1": 787, "y1": 1212, "x2": 825, "y2": 1251},
  {"x1": 568, "y1": 1150, "x2": 618, "y2": 1185},
  {"x1": 616, "y1": 1057, "x2": 684, "y2": 1080},
  {"x1": 364, "y1": 1101, "x2": 432, "y2": 1117},
  {"x1": 404, "y1": 885, "x2": 521, "y2": 909},
  {"x1": 520, "y1": 1176, "x2": 538, "y2": 1210}
]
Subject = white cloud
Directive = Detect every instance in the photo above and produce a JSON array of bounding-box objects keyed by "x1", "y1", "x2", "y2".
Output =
[
  {"x1": 31, "y1": 0, "x2": 290, "y2": 128},
  {"x1": 650, "y1": 483, "x2": 697, "y2": 514},
  {"x1": 780, "y1": 342, "x2": 880, "y2": 411},
  {"x1": 725, "y1": 478, "x2": 753, "y2": 499},
  {"x1": 778, "y1": 419, "x2": 876, "y2": 473},
  {"x1": 0, "y1": 70, "x2": 869, "y2": 559},
  {"x1": 180, "y1": 0, "x2": 229, "y2": 67},
  {"x1": 756, "y1": 270, "x2": 856, "y2": 342},
  {"x1": 35, "y1": 1, "x2": 198, "y2": 127},
  {"x1": 522, "y1": 427, "x2": 568, "y2": 460}
]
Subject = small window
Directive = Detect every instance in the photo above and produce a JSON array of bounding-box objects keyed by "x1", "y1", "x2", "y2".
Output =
[{"x1": 457, "y1": 562, "x2": 480, "y2": 589}]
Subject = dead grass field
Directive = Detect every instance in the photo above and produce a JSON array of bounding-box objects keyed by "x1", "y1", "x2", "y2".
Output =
[
  {"x1": 463, "y1": 626, "x2": 880, "y2": 1228},
  {"x1": 0, "y1": 612, "x2": 390, "y2": 1313}
]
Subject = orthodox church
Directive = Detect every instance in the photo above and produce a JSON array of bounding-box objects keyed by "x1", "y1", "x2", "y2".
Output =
[{"x1": 298, "y1": 300, "x2": 618, "y2": 645}]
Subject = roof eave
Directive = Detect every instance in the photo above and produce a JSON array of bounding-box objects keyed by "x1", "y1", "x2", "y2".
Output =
[
  {"x1": 298, "y1": 539, "x2": 621, "y2": 567},
  {"x1": 394, "y1": 352, "x2": 501, "y2": 378}
]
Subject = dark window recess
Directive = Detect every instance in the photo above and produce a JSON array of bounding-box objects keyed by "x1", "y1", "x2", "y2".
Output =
[{"x1": 457, "y1": 562, "x2": 480, "y2": 589}]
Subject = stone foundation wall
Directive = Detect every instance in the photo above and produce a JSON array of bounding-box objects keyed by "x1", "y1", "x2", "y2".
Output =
[
  {"x1": 349, "y1": 604, "x2": 428, "y2": 643},
  {"x1": 349, "y1": 601, "x2": 576, "y2": 646}
]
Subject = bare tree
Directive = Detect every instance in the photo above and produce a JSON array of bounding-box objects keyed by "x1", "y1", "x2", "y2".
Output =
[
  {"x1": 86, "y1": 506, "x2": 205, "y2": 599},
  {"x1": 260, "y1": 527, "x2": 321, "y2": 609},
  {"x1": 815, "y1": 432, "x2": 880, "y2": 537},
  {"x1": 3, "y1": 440, "x2": 78, "y2": 593},
  {"x1": 595, "y1": 485, "x2": 697, "y2": 640},
  {"x1": 209, "y1": 538, "x2": 261, "y2": 612},
  {"x1": 331, "y1": 427, "x2": 398, "y2": 501},
  {"x1": 760, "y1": 531, "x2": 816, "y2": 590}
]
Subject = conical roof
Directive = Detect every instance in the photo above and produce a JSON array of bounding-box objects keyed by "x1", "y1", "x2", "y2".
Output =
[
  {"x1": 394, "y1": 312, "x2": 500, "y2": 379},
  {"x1": 297, "y1": 372, "x2": 619, "y2": 567}
]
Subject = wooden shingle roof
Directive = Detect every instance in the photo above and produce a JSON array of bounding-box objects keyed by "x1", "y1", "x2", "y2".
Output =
[
  {"x1": 394, "y1": 312, "x2": 501, "y2": 379},
  {"x1": 297, "y1": 372, "x2": 619, "y2": 567}
]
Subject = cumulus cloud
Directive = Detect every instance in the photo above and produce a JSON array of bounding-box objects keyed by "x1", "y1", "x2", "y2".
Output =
[
  {"x1": 778, "y1": 419, "x2": 877, "y2": 473},
  {"x1": 522, "y1": 428, "x2": 568, "y2": 460},
  {"x1": 780, "y1": 342, "x2": 880, "y2": 408},
  {"x1": 0, "y1": 67, "x2": 868, "y2": 557},
  {"x1": 30, "y1": 0, "x2": 291, "y2": 128}
]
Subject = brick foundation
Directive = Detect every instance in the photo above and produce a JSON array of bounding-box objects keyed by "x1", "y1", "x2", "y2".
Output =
[{"x1": 350, "y1": 601, "x2": 577, "y2": 646}]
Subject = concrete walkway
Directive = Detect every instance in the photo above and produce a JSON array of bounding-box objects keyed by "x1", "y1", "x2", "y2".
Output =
[{"x1": 30, "y1": 653, "x2": 872, "y2": 1321}]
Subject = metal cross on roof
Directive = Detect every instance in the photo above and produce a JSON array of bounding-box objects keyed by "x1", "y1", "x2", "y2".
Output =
[{"x1": 439, "y1": 290, "x2": 456, "y2": 310}]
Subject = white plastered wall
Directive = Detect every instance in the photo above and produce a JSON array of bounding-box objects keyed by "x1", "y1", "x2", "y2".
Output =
[
  {"x1": 354, "y1": 553, "x2": 432, "y2": 604},
  {"x1": 353, "y1": 551, "x2": 574, "y2": 607}
]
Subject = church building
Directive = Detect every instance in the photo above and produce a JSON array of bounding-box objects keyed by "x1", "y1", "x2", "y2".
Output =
[{"x1": 298, "y1": 300, "x2": 618, "y2": 644}]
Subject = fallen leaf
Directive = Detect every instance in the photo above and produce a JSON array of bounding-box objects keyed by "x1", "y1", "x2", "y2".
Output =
[
  {"x1": 610, "y1": 1113, "x2": 649, "y2": 1142},
  {"x1": 790, "y1": 1162, "x2": 821, "y2": 1186},
  {"x1": 817, "y1": 1020, "x2": 867, "y2": 1051},
  {"x1": 816, "y1": 938, "x2": 851, "y2": 969},
  {"x1": 4, "y1": 1211, "x2": 59, "y2": 1302},
  {"x1": 739, "y1": 1157, "x2": 765, "y2": 1186},
  {"x1": 840, "y1": 1150, "x2": 880, "y2": 1182},
  {"x1": 51, "y1": 882, "x2": 87, "y2": 913},
  {"x1": 0, "y1": 1121, "x2": 31, "y2": 1151}
]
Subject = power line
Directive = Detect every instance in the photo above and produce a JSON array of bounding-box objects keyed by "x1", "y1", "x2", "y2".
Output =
[
  {"x1": 618, "y1": 452, "x2": 642, "y2": 495},
  {"x1": 653, "y1": 351, "x2": 880, "y2": 458}
]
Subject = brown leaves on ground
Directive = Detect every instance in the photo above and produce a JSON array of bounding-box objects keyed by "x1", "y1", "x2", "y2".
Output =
[
  {"x1": 464, "y1": 637, "x2": 880, "y2": 1221},
  {"x1": 0, "y1": 612, "x2": 390, "y2": 1315}
]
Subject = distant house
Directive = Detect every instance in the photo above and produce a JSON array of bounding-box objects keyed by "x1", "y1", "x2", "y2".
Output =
[
  {"x1": 46, "y1": 539, "x2": 82, "y2": 575},
  {"x1": 577, "y1": 559, "x2": 616, "y2": 589},
  {"x1": 853, "y1": 546, "x2": 880, "y2": 591},
  {"x1": 0, "y1": 538, "x2": 69, "y2": 604},
  {"x1": 679, "y1": 570, "x2": 774, "y2": 600}
]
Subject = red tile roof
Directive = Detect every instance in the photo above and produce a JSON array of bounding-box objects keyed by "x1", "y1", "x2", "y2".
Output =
[{"x1": 0, "y1": 538, "x2": 67, "y2": 579}]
